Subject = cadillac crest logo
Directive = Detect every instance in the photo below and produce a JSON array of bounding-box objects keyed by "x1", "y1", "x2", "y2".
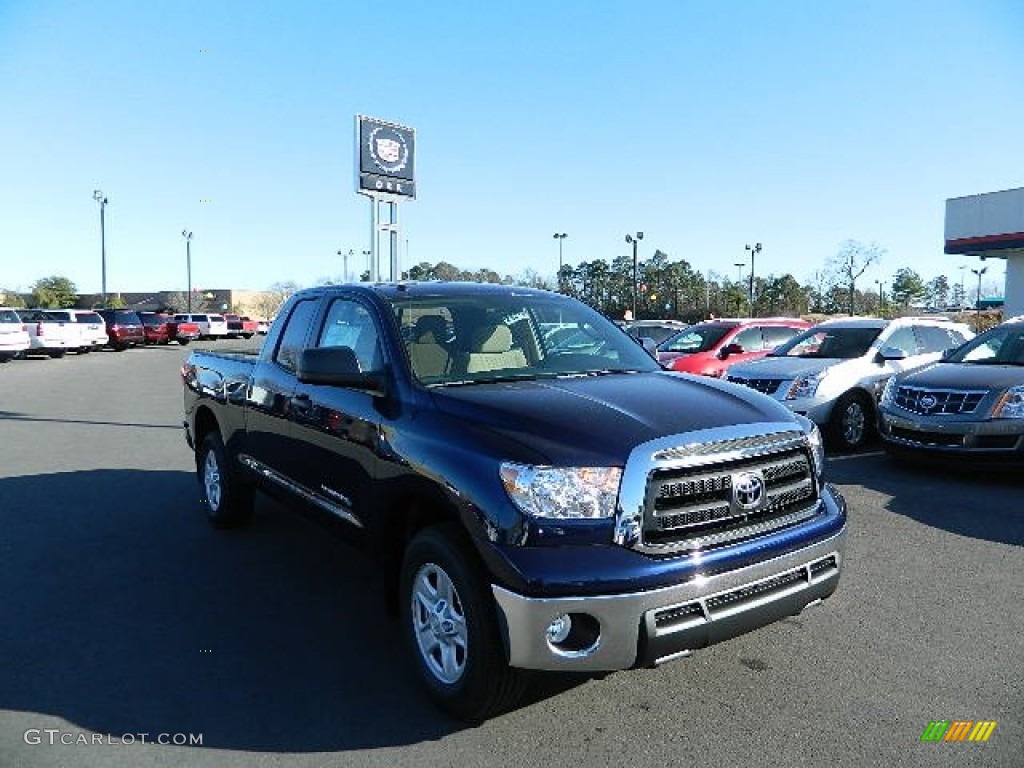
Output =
[
  {"x1": 368, "y1": 126, "x2": 409, "y2": 174},
  {"x1": 918, "y1": 393, "x2": 938, "y2": 412},
  {"x1": 731, "y1": 471, "x2": 766, "y2": 512}
]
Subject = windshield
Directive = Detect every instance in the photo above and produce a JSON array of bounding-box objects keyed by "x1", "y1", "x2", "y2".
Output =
[
  {"x1": 658, "y1": 323, "x2": 732, "y2": 354},
  {"x1": 947, "y1": 324, "x2": 1024, "y2": 365},
  {"x1": 771, "y1": 326, "x2": 882, "y2": 359},
  {"x1": 391, "y1": 293, "x2": 660, "y2": 385}
]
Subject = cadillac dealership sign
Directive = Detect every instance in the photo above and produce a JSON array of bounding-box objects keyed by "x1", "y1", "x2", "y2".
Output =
[{"x1": 356, "y1": 115, "x2": 416, "y2": 198}]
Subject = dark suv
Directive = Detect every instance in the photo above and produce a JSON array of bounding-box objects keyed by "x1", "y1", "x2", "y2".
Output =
[{"x1": 96, "y1": 309, "x2": 145, "y2": 351}]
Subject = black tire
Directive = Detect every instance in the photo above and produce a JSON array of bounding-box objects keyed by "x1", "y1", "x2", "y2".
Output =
[
  {"x1": 827, "y1": 391, "x2": 873, "y2": 451},
  {"x1": 48, "y1": 349, "x2": 66, "y2": 359},
  {"x1": 178, "y1": 338, "x2": 190, "y2": 346},
  {"x1": 79, "y1": 347, "x2": 91, "y2": 354},
  {"x1": 400, "y1": 524, "x2": 530, "y2": 721},
  {"x1": 242, "y1": 333, "x2": 254, "y2": 339},
  {"x1": 196, "y1": 432, "x2": 253, "y2": 528},
  {"x1": 0, "y1": 354, "x2": 11, "y2": 364}
]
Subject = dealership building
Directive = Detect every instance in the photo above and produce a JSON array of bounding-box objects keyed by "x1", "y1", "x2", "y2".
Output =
[{"x1": 945, "y1": 186, "x2": 1024, "y2": 318}]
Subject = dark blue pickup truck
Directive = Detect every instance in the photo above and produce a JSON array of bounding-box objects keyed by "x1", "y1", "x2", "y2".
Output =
[{"x1": 182, "y1": 282, "x2": 847, "y2": 720}]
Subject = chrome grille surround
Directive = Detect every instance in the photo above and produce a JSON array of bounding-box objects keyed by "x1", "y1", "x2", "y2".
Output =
[
  {"x1": 893, "y1": 385, "x2": 986, "y2": 416},
  {"x1": 615, "y1": 423, "x2": 821, "y2": 556}
]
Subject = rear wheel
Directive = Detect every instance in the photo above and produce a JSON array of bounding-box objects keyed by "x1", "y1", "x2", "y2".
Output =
[
  {"x1": 196, "y1": 432, "x2": 253, "y2": 528},
  {"x1": 178, "y1": 338, "x2": 190, "y2": 346},
  {"x1": 828, "y1": 392, "x2": 873, "y2": 451},
  {"x1": 48, "y1": 349, "x2": 66, "y2": 359},
  {"x1": 400, "y1": 524, "x2": 530, "y2": 721}
]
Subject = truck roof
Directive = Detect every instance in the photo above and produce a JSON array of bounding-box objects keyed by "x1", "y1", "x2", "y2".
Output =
[{"x1": 293, "y1": 281, "x2": 555, "y2": 301}]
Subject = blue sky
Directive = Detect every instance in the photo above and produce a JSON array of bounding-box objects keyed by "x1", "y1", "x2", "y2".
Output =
[{"x1": 1, "y1": 0, "x2": 1021, "y2": 296}]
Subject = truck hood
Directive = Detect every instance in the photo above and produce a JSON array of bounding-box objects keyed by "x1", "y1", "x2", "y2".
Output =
[
  {"x1": 429, "y1": 371, "x2": 798, "y2": 465},
  {"x1": 729, "y1": 356, "x2": 837, "y2": 380},
  {"x1": 899, "y1": 362, "x2": 1024, "y2": 391}
]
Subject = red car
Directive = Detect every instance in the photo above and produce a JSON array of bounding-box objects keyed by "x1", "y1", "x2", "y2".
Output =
[
  {"x1": 657, "y1": 317, "x2": 812, "y2": 377},
  {"x1": 96, "y1": 309, "x2": 145, "y2": 351},
  {"x1": 139, "y1": 312, "x2": 174, "y2": 344},
  {"x1": 224, "y1": 314, "x2": 259, "y2": 339}
]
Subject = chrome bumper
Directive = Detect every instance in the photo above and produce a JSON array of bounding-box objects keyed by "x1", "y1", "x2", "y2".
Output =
[{"x1": 492, "y1": 527, "x2": 845, "y2": 671}]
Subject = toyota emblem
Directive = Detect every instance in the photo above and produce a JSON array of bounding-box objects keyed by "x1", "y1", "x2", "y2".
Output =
[
  {"x1": 732, "y1": 471, "x2": 766, "y2": 511},
  {"x1": 918, "y1": 394, "x2": 938, "y2": 412}
]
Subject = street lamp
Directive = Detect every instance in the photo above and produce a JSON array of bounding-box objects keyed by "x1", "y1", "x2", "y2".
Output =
[
  {"x1": 626, "y1": 231, "x2": 643, "y2": 319},
  {"x1": 959, "y1": 264, "x2": 967, "y2": 308},
  {"x1": 337, "y1": 248, "x2": 354, "y2": 283},
  {"x1": 971, "y1": 266, "x2": 988, "y2": 317},
  {"x1": 553, "y1": 233, "x2": 568, "y2": 291},
  {"x1": 876, "y1": 279, "x2": 884, "y2": 311},
  {"x1": 745, "y1": 242, "x2": 762, "y2": 317},
  {"x1": 93, "y1": 190, "x2": 108, "y2": 306},
  {"x1": 362, "y1": 250, "x2": 371, "y2": 281},
  {"x1": 182, "y1": 230, "x2": 193, "y2": 312},
  {"x1": 733, "y1": 262, "x2": 746, "y2": 284}
]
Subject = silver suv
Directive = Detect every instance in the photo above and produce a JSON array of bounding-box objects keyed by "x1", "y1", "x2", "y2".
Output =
[{"x1": 726, "y1": 316, "x2": 974, "y2": 450}]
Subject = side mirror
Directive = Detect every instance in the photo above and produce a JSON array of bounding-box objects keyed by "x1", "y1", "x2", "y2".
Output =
[
  {"x1": 876, "y1": 346, "x2": 907, "y2": 363},
  {"x1": 297, "y1": 346, "x2": 386, "y2": 394},
  {"x1": 718, "y1": 343, "x2": 743, "y2": 359},
  {"x1": 639, "y1": 336, "x2": 658, "y2": 358},
  {"x1": 940, "y1": 347, "x2": 955, "y2": 361}
]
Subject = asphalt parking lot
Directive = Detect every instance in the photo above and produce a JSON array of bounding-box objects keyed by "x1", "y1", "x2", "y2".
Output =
[{"x1": 1, "y1": 341, "x2": 1021, "y2": 768}]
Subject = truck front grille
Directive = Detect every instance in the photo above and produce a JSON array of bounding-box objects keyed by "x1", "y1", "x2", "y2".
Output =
[
  {"x1": 643, "y1": 444, "x2": 817, "y2": 552},
  {"x1": 894, "y1": 386, "x2": 985, "y2": 415}
]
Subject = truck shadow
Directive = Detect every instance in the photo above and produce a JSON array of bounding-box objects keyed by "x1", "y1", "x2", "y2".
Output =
[
  {"x1": 825, "y1": 451, "x2": 1024, "y2": 547},
  {"x1": 0, "y1": 469, "x2": 589, "y2": 752}
]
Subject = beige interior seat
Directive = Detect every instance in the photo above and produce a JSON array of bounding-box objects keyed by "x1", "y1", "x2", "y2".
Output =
[
  {"x1": 407, "y1": 315, "x2": 451, "y2": 379},
  {"x1": 465, "y1": 324, "x2": 527, "y2": 373}
]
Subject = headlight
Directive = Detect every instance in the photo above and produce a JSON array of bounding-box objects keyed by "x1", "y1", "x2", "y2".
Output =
[
  {"x1": 992, "y1": 385, "x2": 1024, "y2": 419},
  {"x1": 786, "y1": 371, "x2": 825, "y2": 400},
  {"x1": 805, "y1": 423, "x2": 825, "y2": 480},
  {"x1": 880, "y1": 376, "x2": 898, "y2": 407},
  {"x1": 500, "y1": 463, "x2": 622, "y2": 520}
]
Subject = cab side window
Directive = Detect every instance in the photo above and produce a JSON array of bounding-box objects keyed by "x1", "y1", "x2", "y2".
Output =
[
  {"x1": 732, "y1": 326, "x2": 764, "y2": 352},
  {"x1": 884, "y1": 327, "x2": 921, "y2": 356},
  {"x1": 317, "y1": 299, "x2": 383, "y2": 373},
  {"x1": 762, "y1": 326, "x2": 800, "y2": 348},
  {"x1": 273, "y1": 299, "x2": 318, "y2": 373}
]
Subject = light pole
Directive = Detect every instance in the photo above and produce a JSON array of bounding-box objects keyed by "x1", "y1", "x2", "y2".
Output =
[
  {"x1": 553, "y1": 233, "x2": 568, "y2": 291},
  {"x1": 337, "y1": 248, "x2": 354, "y2": 283},
  {"x1": 182, "y1": 230, "x2": 193, "y2": 312},
  {"x1": 745, "y1": 242, "x2": 762, "y2": 317},
  {"x1": 626, "y1": 231, "x2": 643, "y2": 319},
  {"x1": 733, "y1": 262, "x2": 746, "y2": 284},
  {"x1": 362, "y1": 250, "x2": 371, "y2": 281},
  {"x1": 93, "y1": 190, "x2": 108, "y2": 306},
  {"x1": 959, "y1": 264, "x2": 967, "y2": 308},
  {"x1": 971, "y1": 266, "x2": 988, "y2": 319},
  {"x1": 876, "y1": 279, "x2": 884, "y2": 311}
]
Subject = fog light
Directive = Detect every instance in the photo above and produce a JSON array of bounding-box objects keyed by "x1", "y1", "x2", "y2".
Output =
[{"x1": 545, "y1": 614, "x2": 572, "y2": 644}]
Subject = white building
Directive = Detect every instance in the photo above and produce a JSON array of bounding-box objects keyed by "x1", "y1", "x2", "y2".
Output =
[{"x1": 945, "y1": 186, "x2": 1024, "y2": 317}]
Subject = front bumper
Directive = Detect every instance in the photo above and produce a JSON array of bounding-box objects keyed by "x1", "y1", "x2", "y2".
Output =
[
  {"x1": 492, "y1": 523, "x2": 845, "y2": 672},
  {"x1": 880, "y1": 410, "x2": 1024, "y2": 458}
]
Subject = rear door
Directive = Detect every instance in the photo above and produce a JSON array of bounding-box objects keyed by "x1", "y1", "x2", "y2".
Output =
[{"x1": 241, "y1": 297, "x2": 320, "y2": 486}]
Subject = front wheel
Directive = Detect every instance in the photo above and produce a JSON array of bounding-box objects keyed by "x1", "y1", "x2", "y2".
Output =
[
  {"x1": 400, "y1": 524, "x2": 530, "y2": 721},
  {"x1": 178, "y1": 338, "x2": 190, "y2": 346},
  {"x1": 828, "y1": 392, "x2": 873, "y2": 451},
  {"x1": 197, "y1": 432, "x2": 253, "y2": 528},
  {"x1": 48, "y1": 349, "x2": 66, "y2": 359}
]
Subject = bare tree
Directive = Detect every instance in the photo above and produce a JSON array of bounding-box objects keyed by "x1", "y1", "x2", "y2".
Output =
[
  {"x1": 250, "y1": 281, "x2": 301, "y2": 319},
  {"x1": 829, "y1": 240, "x2": 885, "y2": 315}
]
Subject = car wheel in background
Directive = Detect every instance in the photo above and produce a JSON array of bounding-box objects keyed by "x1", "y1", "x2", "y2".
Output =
[{"x1": 828, "y1": 391, "x2": 873, "y2": 451}]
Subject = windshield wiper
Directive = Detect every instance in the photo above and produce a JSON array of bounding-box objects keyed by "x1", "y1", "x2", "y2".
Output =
[{"x1": 433, "y1": 373, "x2": 542, "y2": 387}]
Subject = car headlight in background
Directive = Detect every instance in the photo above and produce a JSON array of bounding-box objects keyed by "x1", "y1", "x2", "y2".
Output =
[
  {"x1": 786, "y1": 370, "x2": 826, "y2": 400},
  {"x1": 500, "y1": 463, "x2": 622, "y2": 519},
  {"x1": 880, "y1": 375, "x2": 898, "y2": 407},
  {"x1": 992, "y1": 385, "x2": 1024, "y2": 419}
]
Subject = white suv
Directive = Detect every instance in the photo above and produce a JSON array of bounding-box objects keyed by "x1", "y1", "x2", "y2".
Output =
[
  {"x1": 0, "y1": 307, "x2": 31, "y2": 362},
  {"x1": 726, "y1": 316, "x2": 974, "y2": 450},
  {"x1": 44, "y1": 309, "x2": 109, "y2": 353}
]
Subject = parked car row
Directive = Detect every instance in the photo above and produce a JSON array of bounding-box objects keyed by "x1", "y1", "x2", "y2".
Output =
[{"x1": 0, "y1": 307, "x2": 268, "y2": 361}]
